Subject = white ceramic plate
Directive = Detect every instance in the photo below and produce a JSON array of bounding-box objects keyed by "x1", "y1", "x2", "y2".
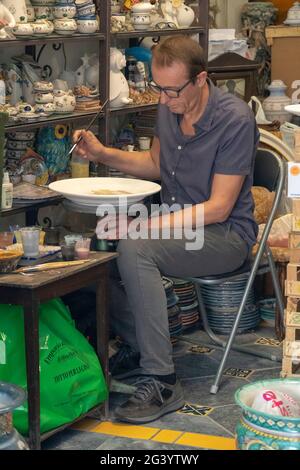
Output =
[
  {"x1": 285, "y1": 104, "x2": 300, "y2": 117},
  {"x1": 49, "y1": 177, "x2": 161, "y2": 207}
]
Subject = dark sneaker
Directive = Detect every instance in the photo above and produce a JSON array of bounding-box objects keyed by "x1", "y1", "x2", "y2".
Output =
[
  {"x1": 109, "y1": 343, "x2": 142, "y2": 379},
  {"x1": 114, "y1": 376, "x2": 185, "y2": 424}
]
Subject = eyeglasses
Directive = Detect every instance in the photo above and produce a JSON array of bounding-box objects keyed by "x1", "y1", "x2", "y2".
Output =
[
  {"x1": 148, "y1": 79, "x2": 193, "y2": 98},
  {"x1": 155, "y1": 21, "x2": 177, "y2": 30}
]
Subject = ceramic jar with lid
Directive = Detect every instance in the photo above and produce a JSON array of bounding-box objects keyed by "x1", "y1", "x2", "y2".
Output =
[
  {"x1": 262, "y1": 80, "x2": 292, "y2": 124},
  {"x1": 131, "y1": 1, "x2": 154, "y2": 30},
  {"x1": 284, "y1": 2, "x2": 300, "y2": 24}
]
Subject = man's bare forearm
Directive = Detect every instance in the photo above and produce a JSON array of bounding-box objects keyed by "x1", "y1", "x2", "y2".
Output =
[{"x1": 101, "y1": 147, "x2": 160, "y2": 180}]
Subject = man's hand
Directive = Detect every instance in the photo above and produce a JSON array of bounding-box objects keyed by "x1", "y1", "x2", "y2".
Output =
[
  {"x1": 72, "y1": 130, "x2": 106, "y2": 162},
  {"x1": 0, "y1": 19, "x2": 8, "y2": 29}
]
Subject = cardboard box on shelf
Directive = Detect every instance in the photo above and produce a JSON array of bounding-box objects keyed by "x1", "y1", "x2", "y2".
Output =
[{"x1": 266, "y1": 26, "x2": 300, "y2": 97}]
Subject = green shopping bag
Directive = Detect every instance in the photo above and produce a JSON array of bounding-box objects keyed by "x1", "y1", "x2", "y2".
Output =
[{"x1": 0, "y1": 298, "x2": 107, "y2": 435}]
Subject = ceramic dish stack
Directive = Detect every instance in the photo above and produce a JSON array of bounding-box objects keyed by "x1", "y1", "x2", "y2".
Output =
[
  {"x1": 170, "y1": 278, "x2": 200, "y2": 331},
  {"x1": 258, "y1": 298, "x2": 276, "y2": 325},
  {"x1": 53, "y1": 0, "x2": 77, "y2": 35},
  {"x1": 163, "y1": 277, "x2": 183, "y2": 345},
  {"x1": 5, "y1": 131, "x2": 36, "y2": 177},
  {"x1": 75, "y1": 0, "x2": 98, "y2": 34},
  {"x1": 200, "y1": 276, "x2": 260, "y2": 335},
  {"x1": 33, "y1": 81, "x2": 55, "y2": 116}
]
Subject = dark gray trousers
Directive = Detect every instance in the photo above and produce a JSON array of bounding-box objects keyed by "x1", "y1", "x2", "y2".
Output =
[{"x1": 109, "y1": 223, "x2": 249, "y2": 376}]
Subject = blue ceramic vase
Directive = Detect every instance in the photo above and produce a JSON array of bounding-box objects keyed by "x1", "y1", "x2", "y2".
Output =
[{"x1": 235, "y1": 378, "x2": 300, "y2": 450}]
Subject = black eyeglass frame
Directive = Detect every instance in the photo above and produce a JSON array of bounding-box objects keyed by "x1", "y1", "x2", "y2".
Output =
[{"x1": 148, "y1": 78, "x2": 194, "y2": 98}]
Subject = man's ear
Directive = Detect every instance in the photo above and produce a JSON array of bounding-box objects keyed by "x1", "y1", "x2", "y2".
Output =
[{"x1": 196, "y1": 71, "x2": 207, "y2": 87}]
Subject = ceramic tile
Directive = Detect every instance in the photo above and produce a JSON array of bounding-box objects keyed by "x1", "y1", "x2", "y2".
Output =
[
  {"x1": 42, "y1": 429, "x2": 108, "y2": 450},
  {"x1": 146, "y1": 411, "x2": 232, "y2": 437},
  {"x1": 173, "y1": 352, "x2": 218, "y2": 379},
  {"x1": 247, "y1": 367, "x2": 282, "y2": 382},
  {"x1": 181, "y1": 375, "x2": 245, "y2": 408},
  {"x1": 96, "y1": 437, "x2": 195, "y2": 450},
  {"x1": 208, "y1": 404, "x2": 242, "y2": 435},
  {"x1": 209, "y1": 347, "x2": 280, "y2": 371}
]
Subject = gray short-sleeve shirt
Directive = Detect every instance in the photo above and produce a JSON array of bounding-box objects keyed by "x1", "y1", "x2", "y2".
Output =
[{"x1": 154, "y1": 80, "x2": 259, "y2": 247}]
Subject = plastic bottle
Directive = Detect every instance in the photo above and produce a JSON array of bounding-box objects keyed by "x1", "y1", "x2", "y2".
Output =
[
  {"x1": 1, "y1": 172, "x2": 13, "y2": 209},
  {"x1": 0, "y1": 79, "x2": 5, "y2": 105},
  {"x1": 71, "y1": 153, "x2": 89, "y2": 178}
]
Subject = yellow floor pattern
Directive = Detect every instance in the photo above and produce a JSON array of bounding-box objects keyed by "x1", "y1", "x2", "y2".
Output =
[{"x1": 73, "y1": 419, "x2": 236, "y2": 450}]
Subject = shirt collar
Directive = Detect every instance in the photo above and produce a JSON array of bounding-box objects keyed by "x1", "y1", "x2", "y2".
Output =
[{"x1": 193, "y1": 79, "x2": 218, "y2": 132}]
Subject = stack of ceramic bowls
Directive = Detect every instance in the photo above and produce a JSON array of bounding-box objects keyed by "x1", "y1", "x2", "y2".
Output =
[
  {"x1": 53, "y1": 0, "x2": 77, "y2": 34},
  {"x1": 75, "y1": 0, "x2": 98, "y2": 34},
  {"x1": 5, "y1": 131, "x2": 36, "y2": 174},
  {"x1": 200, "y1": 276, "x2": 260, "y2": 335},
  {"x1": 170, "y1": 278, "x2": 200, "y2": 331},
  {"x1": 163, "y1": 277, "x2": 183, "y2": 345},
  {"x1": 33, "y1": 81, "x2": 56, "y2": 116}
]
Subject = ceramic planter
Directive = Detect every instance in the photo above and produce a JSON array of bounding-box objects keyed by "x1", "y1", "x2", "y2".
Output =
[{"x1": 235, "y1": 378, "x2": 300, "y2": 450}]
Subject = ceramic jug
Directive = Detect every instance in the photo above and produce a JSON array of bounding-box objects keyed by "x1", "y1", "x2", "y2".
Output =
[
  {"x1": 263, "y1": 79, "x2": 292, "y2": 124},
  {"x1": 2, "y1": 0, "x2": 27, "y2": 23}
]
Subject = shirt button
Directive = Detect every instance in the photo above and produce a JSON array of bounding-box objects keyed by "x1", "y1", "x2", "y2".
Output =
[
  {"x1": 171, "y1": 171, "x2": 175, "y2": 176},
  {"x1": 178, "y1": 145, "x2": 182, "y2": 150},
  {"x1": 171, "y1": 197, "x2": 176, "y2": 202}
]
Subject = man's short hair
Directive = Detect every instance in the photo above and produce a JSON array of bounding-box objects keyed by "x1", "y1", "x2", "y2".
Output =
[{"x1": 152, "y1": 35, "x2": 207, "y2": 80}]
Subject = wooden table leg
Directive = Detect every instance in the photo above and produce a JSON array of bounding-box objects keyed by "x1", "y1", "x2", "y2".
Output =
[
  {"x1": 95, "y1": 264, "x2": 109, "y2": 419},
  {"x1": 23, "y1": 295, "x2": 41, "y2": 450}
]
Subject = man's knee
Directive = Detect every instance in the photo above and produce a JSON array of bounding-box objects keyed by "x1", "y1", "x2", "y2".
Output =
[{"x1": 117, "y1": 238, "x2": 156, "y2": 263}]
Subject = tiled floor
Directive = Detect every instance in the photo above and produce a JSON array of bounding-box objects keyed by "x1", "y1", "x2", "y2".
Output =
[{"x1": 42, "y1": 320, "x2": 282, "y2": 450}]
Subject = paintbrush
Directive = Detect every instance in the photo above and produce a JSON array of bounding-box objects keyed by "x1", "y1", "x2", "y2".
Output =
[{"x1": 67, "y1": 98, "x2": 109, "y2": 157}]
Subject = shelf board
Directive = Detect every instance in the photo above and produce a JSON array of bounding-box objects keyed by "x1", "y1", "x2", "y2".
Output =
[
  {"x1": 0, "y1": 32, "x2": 105, "y2": 47},
  {"x1": 1, "y1": 196, "x2": 63, "y2": 218},
  {"x1": 5, "y1": 111, "x2": 104, "y2": 132},
  {"x1": 112, "y1": 26, "x2": 205, "y2": 39},
  {"x1": 109, "y1": 103, "x2": 158, "y2": 115}
]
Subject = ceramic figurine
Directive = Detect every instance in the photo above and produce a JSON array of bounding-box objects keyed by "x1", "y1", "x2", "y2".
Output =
[
  {"x1": 0, "y1": 1, "x2": 16, "y2": 38},
  {"x1": 2, "y1": 0, "x2": 27, "y2": 23},
  {"x1": 110, "y1": 47, "x2": 133, "y2": 108},
  {"x1": 176, "y1": 3, "x2": 195, "y2": 27},
  {"x1": 36, "y1": 124, "x2": 71, "y2": 175}
]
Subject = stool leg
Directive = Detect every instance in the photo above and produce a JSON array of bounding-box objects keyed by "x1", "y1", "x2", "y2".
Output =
[{"x1": 23, "y1": 296, "x2": 40, "y2": 450}]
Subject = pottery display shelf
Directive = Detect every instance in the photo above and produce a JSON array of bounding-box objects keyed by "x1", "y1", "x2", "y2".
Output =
[
  {"x1": 0, "y1": 32, "x2": 105, "y2": 47},
  {"x1": 4, "y1": 109, "x2": 103, "y2": 132},
  {"x1": 112, "y1": 24, "x2": 205, "y2": 39}
]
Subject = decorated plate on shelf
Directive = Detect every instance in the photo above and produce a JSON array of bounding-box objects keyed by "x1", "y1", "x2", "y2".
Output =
[{"x1": 49, "y1": 177, "x2": 161, "y2": 207}]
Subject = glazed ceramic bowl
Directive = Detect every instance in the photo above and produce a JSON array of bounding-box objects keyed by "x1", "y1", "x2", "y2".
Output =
[
  {"x1": 77, "y1": 3, "x2": 96, "y2": 17},
  {"x1": 235, "y1": 379, "x2": 300, "y2": 450},
  {"x1": 35, "y1": 102, "x2": 56, "y2": 114},
  {"x1": 76, "y1": 17, "x2": 98, "y2": 33},
  {"x1": 54, "y1": 18, "x2": 77, "y2": 34},
  {"x1": 12, "y1": 22, "x2": 34, "y2": 36},
  {"x1": 6, "y1": 149, "x2": 27, "y2": 160},
  {"x1": 131, "y1": 13, "x2": 151, "y2": 30},
  {"x1": 34, "y1": 92, "x2": 54, "y2": 104},
  {"x1": 31, "y1": 19, "x2": 54, "y2": 35},
  {"x1": 33, "y1": 6, "x2": 52, "y2": 19},
  {"x1": 33, "y1": 81, "x2": 54, "y2": 93},
  {"x1": 53, "y1": 4, "x2": 77, "y2": 18},
  {"x1": 7, "y1": 132, "x2": 35, "y2": 141},
  {"x1": 6, "y1": 140, "x2": 34, "y2": 150}
]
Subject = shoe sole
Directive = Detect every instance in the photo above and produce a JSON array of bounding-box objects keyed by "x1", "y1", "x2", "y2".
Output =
[
  {"x1": 112, "y1": 367, "x2": 143, "y2": 380},
  {"x1": 114, "y1": 396, "x2": 185, "y2": 424}
]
